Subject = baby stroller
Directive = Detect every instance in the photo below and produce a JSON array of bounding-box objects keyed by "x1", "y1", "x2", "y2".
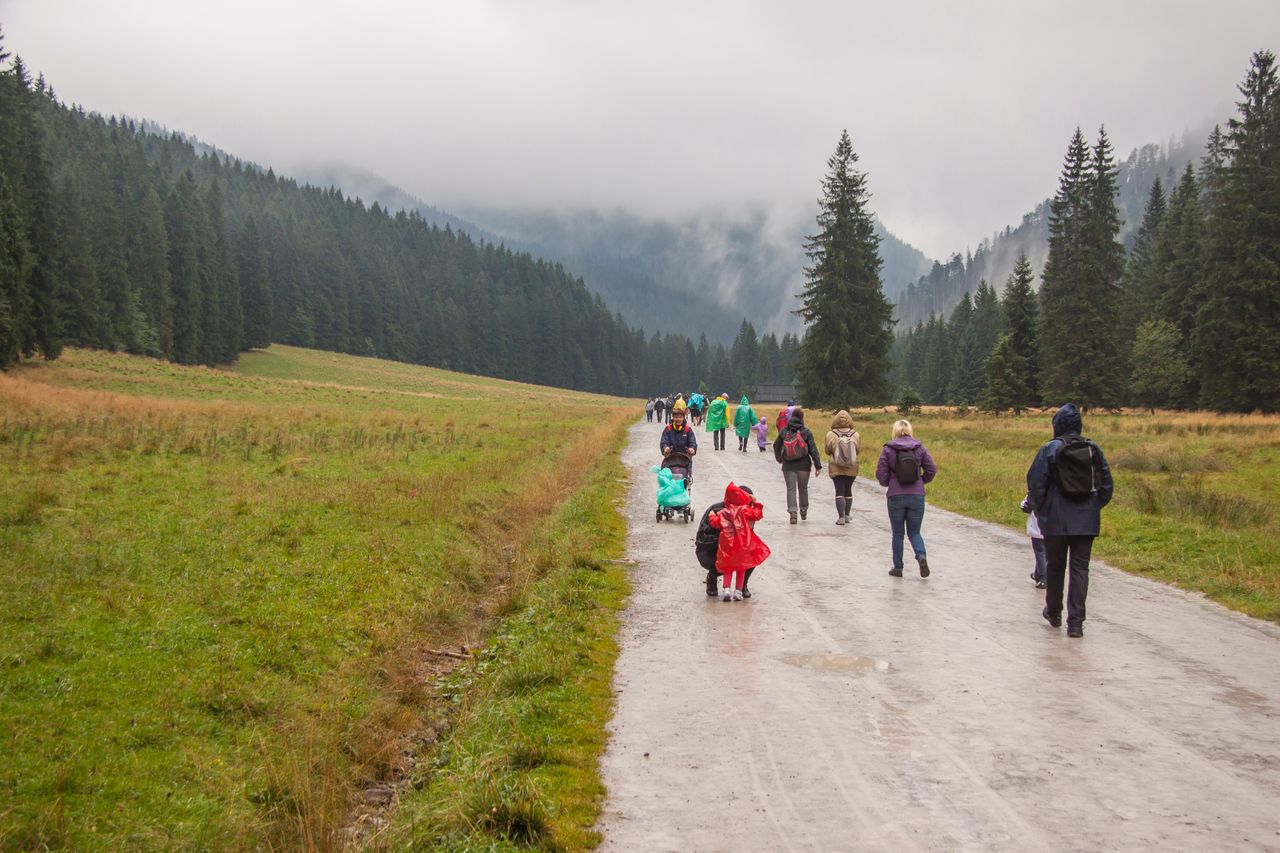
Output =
[{"x1": 656, "y1": 451, "x2": 695, "y2": 523}]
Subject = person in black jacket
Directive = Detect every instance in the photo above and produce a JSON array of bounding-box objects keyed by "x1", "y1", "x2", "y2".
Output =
[
  {"x1": 772, "y1": 406, "x2": 823, "y2": 523},
  {"x1": 1025, "y1": 402, "x2": 1114, "y2": 638}
]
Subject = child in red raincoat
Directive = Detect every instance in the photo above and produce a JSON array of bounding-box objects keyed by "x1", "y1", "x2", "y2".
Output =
[{"x1": 708, "y1": 481, "x2": 771, "y2": 601}]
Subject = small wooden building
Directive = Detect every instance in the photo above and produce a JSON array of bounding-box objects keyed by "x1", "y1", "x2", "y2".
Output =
[{"x1": 754, "y1": 383, "x2": 797, "y2": 404}]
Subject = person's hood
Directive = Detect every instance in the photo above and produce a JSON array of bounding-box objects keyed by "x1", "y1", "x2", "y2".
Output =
[
  {"x1": 887, "y1": 436, "x2": 921, "y2": 450},
  {"x1": 740, "y1": 395, "x2": 750, "y2": 405},
  {"x1": 1053, "y1": 402, "x2": 1082, "y2": 437},
  {"x1": 832, "y1": 410, "x2": 854, "y2": 430},
  {"x1": 723, "y1": 481, "x2": 753, "y2": 507},
  {"x1": 788, "y1": 407, "x2": 805, "y2": 426},
  {"x1": 758, "y1": 417, "x2": 767, "y2": 424}
]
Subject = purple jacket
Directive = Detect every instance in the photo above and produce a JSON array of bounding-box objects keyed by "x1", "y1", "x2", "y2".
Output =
[{"x1": 875, "y1": 437, "x2": 937, "y2": 497}]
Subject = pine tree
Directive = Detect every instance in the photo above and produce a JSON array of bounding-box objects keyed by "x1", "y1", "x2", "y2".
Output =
[
  {"x1": 1129, "y1": 319, "x2": 1188, "y2": 412},
  {"x1": 1193, "y1": 50, "x2": 1280, "y2": 412},
  {"x1": 795, "y1": 130, "x2": 894, "y2": 407},
  {"x1": 729, "y1": 318, "x2": 759, "y2": 393},
  {"x1": 1039, "y1": 127, "x2": 1127, "y2": 409},
  {"x1": 982, "y1": 333, "x2": 1032, "y2": 413},
  {"x1": 1000, "y1": 255, "x2": 1040, "y2": 407},
  {"x1": 1121, "y1": 177, "x2": 1166, "y2": 338}
]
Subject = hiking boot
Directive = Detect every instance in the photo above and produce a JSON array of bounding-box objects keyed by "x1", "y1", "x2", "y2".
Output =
[
  {"x1": 790, "y1": 513, "x2": 798, "y2": 524},
  {"x1": 800, "y1": 509, "x2": 807, "y2": 520},
  {"x1": 835, "y1": 516, "x2": 845, "y2": 526},
  {"x1": 917, "y1": 556, "x2": 930, "y2": 578},
  {"x1": 1035, "y1": 580, "x2": 1046, "y2": 589},
  {"x1": 1067, "y1": 625, "x2": 1084, "y2": 638},
  {"x1": 888, "y1": 567, "x2": 903, "y2": 577},
  {"x1": 741, "y1": 587, "x2": 751, "y2": 599},
  {"x1": 1042, "y1": 606, "x2": 1062, "y2": 628}
]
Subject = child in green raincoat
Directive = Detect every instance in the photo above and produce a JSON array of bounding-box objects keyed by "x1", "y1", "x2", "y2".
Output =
[
  {"x1": 732, "y1": 395, "x2": 757, "y2": 452},
  {"x1": 705, "y1": 394, "x2": 730, "y2": 451}
]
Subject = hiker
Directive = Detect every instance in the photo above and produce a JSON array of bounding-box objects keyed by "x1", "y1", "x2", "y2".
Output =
[
  {"x1": 705, "y1": 393, "x2": 730, "y2": 451},
  {"x1": 659, "y1": 405, "x2": 698, "y2": 459},
  {"x1": 696, "y1": 484, "x2": 760, "y2": 598},
  {"x1": 773, "y1": 406, "x2": 822, "y2": 524},
  {"x1": 875, "y1": 419, "x2": 937, "y2": 578},
  {"x1": 645, "y1": 398, "x2": 654, "y2": 423},
  {"x1": 706, "y1": 482, "x2": 769, "y2": 601},
  {"x1": 824, "y1": 410, "x2": 861, "y2": 525},
  {"x1": 1021, "y1": 492, "x2": 1047, "y2": 588},
  {"x1": 1025, "y1": 402, "x2": 1114, "y2": 638},
  {"x1": 732, "y1": 395, "x2": 757, "y2": 452},
  {"x1": 752, "y1": 416, "x2": 769, "y2": 452},
  {"x1": 654, "y1": 396, "x2": 665, "y2": 425}
]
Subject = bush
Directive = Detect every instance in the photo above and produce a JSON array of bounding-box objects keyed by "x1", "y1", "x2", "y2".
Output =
[{"x1": 897, "y1": 387, "x2": 922, "y2": 416}]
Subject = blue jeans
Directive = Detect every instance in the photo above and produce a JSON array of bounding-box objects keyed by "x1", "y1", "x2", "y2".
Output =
[{"x1": 886, "y1": 494, "x2": 926, "y2": 570}]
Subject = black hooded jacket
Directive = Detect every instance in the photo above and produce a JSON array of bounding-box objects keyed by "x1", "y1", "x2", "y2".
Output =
[{"x1": 1026, "y1": 403, "x2": 1114, "y2": 536}]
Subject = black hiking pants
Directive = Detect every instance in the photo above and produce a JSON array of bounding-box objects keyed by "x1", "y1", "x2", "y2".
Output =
[{"x1": 1043, "y1": 534, "x2": 1093, "y2": 628}]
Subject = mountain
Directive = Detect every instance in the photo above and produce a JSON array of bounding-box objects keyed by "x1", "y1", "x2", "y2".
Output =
[
  {"x1": 296, "y1": 166, "x2": 933, "y2": 343},
  {"x1": 893, "y1": 123, "x2": 1216, "y2": 330}
]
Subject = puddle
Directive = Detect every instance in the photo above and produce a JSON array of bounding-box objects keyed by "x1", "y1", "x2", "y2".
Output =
[{"x1": 783, "y1": 654, "x2": 889, "y2": 674}]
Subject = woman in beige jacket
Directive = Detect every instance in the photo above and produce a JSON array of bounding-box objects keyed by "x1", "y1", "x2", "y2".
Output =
[{"x1": 824, "y1": 410, "x2": 861, "y2": 525}]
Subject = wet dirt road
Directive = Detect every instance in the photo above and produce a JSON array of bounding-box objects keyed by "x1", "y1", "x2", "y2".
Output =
[{"x1": 597, "y1": 420, "x2": 1280, "y2": 852}]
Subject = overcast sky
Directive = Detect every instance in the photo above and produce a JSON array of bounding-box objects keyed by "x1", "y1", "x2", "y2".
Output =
[{"x1": 4, "y1": 0, "x2": 1276, "y2": 258}]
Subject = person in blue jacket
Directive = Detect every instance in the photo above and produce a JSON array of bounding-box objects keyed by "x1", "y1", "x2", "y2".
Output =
[
  {"x1": 660, "y1": 406, "x2": 698, "y2": 458},
  {"x1": 1025, "y1": 402, "x2": 1114, "y2": 638}
]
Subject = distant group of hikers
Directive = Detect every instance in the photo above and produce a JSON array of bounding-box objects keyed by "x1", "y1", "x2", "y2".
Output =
[{"x1": 653, "y1": 396, "x2": 1113, "y2": 636}]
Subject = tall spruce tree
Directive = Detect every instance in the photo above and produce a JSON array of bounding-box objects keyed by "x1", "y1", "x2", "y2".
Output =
[
  {"x1": 1193, "y1": 50, "x2": 1280, "y2": 412},
  {"x1": 998, "y1": 254, "x2": 1040, "y2": 407},
  {"x1": 1121, "y1": 177, "x2": 1166, "y2": 338},
  {"x1": 1039, "y1": 127, "x2": 1127, "y2": 409},
  {"x1": 795, "y1": 130, "x2": 893, "y2": 407}
]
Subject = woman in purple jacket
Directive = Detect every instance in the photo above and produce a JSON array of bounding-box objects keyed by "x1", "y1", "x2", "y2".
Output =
[{"x1": 875, "y1": 419, "x2": 938, "y2": 578}]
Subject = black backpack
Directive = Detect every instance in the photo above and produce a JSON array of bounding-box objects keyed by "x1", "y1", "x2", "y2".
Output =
[
  {"x1": 894, "y1": 448, "x2": 920, "y2": 485},
  {"x1": 1054, "y1": 436, "x2": 1098, "y2": 498}
]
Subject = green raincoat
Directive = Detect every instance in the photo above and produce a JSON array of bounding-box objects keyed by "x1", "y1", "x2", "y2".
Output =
[
  {"x1": 705, "y1": 397, "x2": 729, "y2": 431},
  {"x1": 733, "y1": 396, "x2": 757, "y2": 438}
]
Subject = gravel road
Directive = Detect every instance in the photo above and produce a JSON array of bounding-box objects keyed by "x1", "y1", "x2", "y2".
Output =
[{"x1": 597, "y1": 419, "x2": 1280, "y2": 852}]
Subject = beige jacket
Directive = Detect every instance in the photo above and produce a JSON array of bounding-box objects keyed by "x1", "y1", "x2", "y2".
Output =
[{"x1": 824, "y1": 410, "x2": 861, "y2": 477}]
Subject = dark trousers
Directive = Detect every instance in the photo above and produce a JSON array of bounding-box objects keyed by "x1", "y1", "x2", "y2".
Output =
[
  {"x1": 1043, "y1": 535, "x2": 1093, "y2": 628},
  {"x1": 713, "y1": 428, "x2": 725, "y2": 450},
  {"x1": 737, "y1": 434, "x2": 748, "y2": 451},
  {"x1": 1031, "y1": 537, "x2": 1047, "y2": 583}
]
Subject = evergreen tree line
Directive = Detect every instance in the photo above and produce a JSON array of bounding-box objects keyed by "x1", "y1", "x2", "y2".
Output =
[
  {"x1": 891, "y1": 50, "x2": 1280, "y2": 414},
  {"x1": 0, "y1": 35, "x2": 803, "y2": 396}
]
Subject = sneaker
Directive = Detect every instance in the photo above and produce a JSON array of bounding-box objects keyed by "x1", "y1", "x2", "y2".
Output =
[
  {"x1": 706, "y1": 584, "x2": 718, "y2": 597},
  {"x1": 741, "y1": 587, "x2": 751, "y2": 599},
  {"x1": 835, "y1": 516, "x2": 845, "y2": 526},
  {"x1": 800, "y1": 509, "x2": 807, "y2": 520},
  {"x1": 1035, "y1": 580, "x2": 1046, "y2": 589},
  {"x1": 732, "y1": 589, "x2": 744, "y2": 601},
  {"x1": 888, "y1": 567, "x2": 903, "y2": 577},
  {"x1": 1067, "y1": 625, "x2": 1083, "y2": 638},
  {"x1": 790, "y1": 513, "x2": 798, "y2": 524},
  {"x1": 1030, "y1": 571, "x2": 1038, "y2": 584},
  {"x1": 1042, "y1": 606, "x2": 1062, "y2": 628},
  {"x1": 721, "y1": 590, "x2": 733, "y2": 602},
  {"x1": 917, "y1": 557, "x2": 930, "y2": 578}
]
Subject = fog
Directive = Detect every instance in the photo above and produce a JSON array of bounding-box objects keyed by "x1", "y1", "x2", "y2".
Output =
[{"x1": 4, "y1": 0, "x2": 1276, "y2": 258}]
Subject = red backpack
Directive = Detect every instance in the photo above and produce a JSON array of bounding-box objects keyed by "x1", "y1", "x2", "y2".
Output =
[
  {"x1": 781, "y1": 429, "x2": 808, "y2": 462},
  {"x1": 775, "y1": 409, "x2": 789, "y2": 432}
]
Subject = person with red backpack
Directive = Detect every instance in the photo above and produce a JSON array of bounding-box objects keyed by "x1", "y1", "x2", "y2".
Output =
[
  {"x1": 772, "y1": 406, "x2": 822, "y2": 524},
  {"x1": 1025, "y1": 402, "x2": 1114, "y2": 638},
  {"x1": 875, "y1": 419, "x2": 937, "y2": 579}
]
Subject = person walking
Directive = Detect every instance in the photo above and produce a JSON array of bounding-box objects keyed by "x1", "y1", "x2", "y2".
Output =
[
  {"x1": 824, "y1": 410, "x2": 861, "y2": 525},
  {"x1": 773, "y1": 406, "x2": 822, "y2": 523},
  {"x1": 875, "y1": 419, "x2": 937, "y2": 578},
  {"x1": 645, "y1": 398, "x2": 654, "y2": 423},
  {"x1": 1025, "y1": 402, "x2": 1114, "y2": 638},
  {"x1": 732, "y1": 395, "x2": 757, "y2": 452},
  {"x1": 654, "y1": 396, "x2": 665, "y2": 425},
  {"x1": 706, "y1": 393, "x2": 730, "y2": 451}
]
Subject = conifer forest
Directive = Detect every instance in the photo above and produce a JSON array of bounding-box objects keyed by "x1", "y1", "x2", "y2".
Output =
[{"x1": 1, "y1": 31, "x2": 1277, "y2": 413}]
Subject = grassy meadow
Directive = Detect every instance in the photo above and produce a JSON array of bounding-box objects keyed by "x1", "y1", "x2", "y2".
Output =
[
  {"x1": 0, "y1": 345, "x2": 634, "y2": 849},
  {"x1": 789, "y1": 405, "x2": 1280, "y2": 621}
]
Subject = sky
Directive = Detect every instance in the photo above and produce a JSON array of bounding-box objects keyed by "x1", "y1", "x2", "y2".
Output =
[{"x1": 3, "y1": 0, "x2": 1276, "y2": 259}]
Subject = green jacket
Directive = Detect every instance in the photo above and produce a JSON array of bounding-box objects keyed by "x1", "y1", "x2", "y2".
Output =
[
  {"x1": 705, "y1": 398, "x2": 729, "y2": 431},
  {"x1": 732, "y1": 396, "x2": 757, "y2": 437}
]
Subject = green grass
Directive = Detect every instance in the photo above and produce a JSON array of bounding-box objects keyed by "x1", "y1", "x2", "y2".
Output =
[
  {"x1": 827, "y1": 407, "x2": 1280, "y2": 621},
  {"x1": 0, "y1": 346, "x2": 634, "y2": 849}
]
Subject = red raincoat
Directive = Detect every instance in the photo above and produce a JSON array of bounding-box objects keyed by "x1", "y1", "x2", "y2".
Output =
[{"x1": 708, "y1": 482, "x2": 771, "y2": 579}]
